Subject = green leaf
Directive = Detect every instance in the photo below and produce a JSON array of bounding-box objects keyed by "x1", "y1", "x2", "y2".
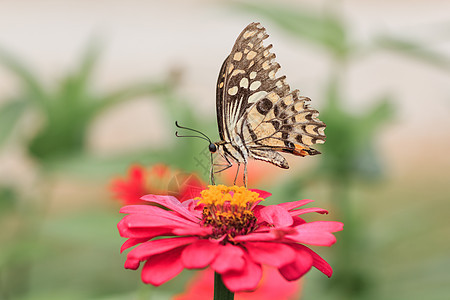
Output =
[
  {"x1": 70, "y1": 39, "x2": 103, "y2": 99},
  {"x1": 0, "y1": 99, "x2": 27, "y2": 146}
]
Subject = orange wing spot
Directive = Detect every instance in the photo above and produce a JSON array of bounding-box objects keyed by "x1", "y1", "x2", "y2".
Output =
[
  {"x1": 292, "y1": 144, "x2": 309, "y2": 156},
  {"x1": 292, "y1": 144, "x2": 321, "y2": 156}
]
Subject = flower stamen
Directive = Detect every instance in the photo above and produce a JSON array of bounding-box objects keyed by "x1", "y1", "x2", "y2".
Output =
[{"x1": 197, "y1": 185, "x2": 262, "y2": 240}]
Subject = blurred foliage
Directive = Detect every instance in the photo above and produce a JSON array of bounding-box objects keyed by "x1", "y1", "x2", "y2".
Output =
[
  {"x1": 1, "y1": 1, "x2": 450, "y2": 300},
  {"x1": 373, "y1": 35, "x2": 450, "y2": 71},
  {"x1": 0, "y1": 185, "x2": 17, "y2": 214},
  {"x1": 234, "y1": 1, "x2": 351, "y2": 59},
  {"x1": 319, "y1": 75, "x2": 394, "y2": 181},
  {"x1": 0, "y1": 99, "x2": 27, "y2": 147},
  {"x1": 0, "y1": 43, "x2": 173, "y2": 170}
]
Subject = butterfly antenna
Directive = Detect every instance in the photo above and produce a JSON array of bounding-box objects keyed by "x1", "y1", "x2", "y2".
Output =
[
  {"x1": 175, "y1": 121, "x2": 213, "y2": 143},
  {"x1": 175, "y1": 131, "x2": 210, "y2": 143}
]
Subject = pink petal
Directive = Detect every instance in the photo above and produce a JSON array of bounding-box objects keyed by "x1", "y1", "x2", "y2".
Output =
[
  {"x1": 286, "y1": 232, "x2": 336, "y2": 246},
  {"x1": 292, "y1": 216, "x2": 307, "y2": 226},
  {"x1": 172, "y1": 225, "x2": 212, "y2": 236},
  {"x1": 141, "y1": 246, "x2": 185, "y2": 286},
  {"x1": 118, "y1": 221, "x2": 172, "y2": 239},
  {"x1": 249, "y1": 189, "x2": 271, "y2": 210},
  {"x1": 181, "y1": 198, "x2": 197, "y2": 209},
  {"x1": 120, "y1": 214, "x2": 195, "y2": 229},
  {"x1": 121, "y1": 204, "x2": 200, "y2": 225},
  {"x1": 296, "y1": 244, "x2": 333, "y2": 277},
  {"x1": 298, "y1": 221, "x2": 344, "y2": 232},
  {"x1": 278, "y1": 245, "x2": 313, "y2": 281},
  {"x1": 244, "y1": 242, "x2": 296, "y2": 268},
  {"x1": 140, "y1": 194, "x2": 200, "y2": 223},
  {"x1": 124, "y1": 257, "x2": 140, "y2": 270},
  {"x1": 249, "y1": 189, "x2": 272, "y2": 199},
  {"x1": 181, "y1": 199, "x2": 203, "y2": 218},
  {"x1": 233, "y1": 229, "x2": 294, "y2": 242},
  {"x1": 286, "y1": 221, "x2": 343, "y2": 246},
  {"x1": 252, "y1": 205, "x2": 264, "y2": 219},
  {"x1": 258, "y1": 205, "x2": 293, "y2": 227},
  {"x1": 221, "y1": 255, "x2": 262, "y2": 292},
  {"x1": 289, "y1": 207, "x2": 328, "y2": 217},
  {"x1": 120, "y1": 204, "x2": 164, "y2": 214},
  {"x1": 233, "y1": 232, "x2": 277, "y2": 243},
  {"x1": 181, "y1": 239, "x2": 220, "y2": 269},
  {"x1": 127, "y1": 236, "x2": 198, "y2": 261},
  {"x1": 120, "y1": 237, "x2": 149, "y2": 253},
  {"x1": 277, "y1": 199, "x2": 314, "y2": 211},
  {"x1": 211, "y1": 244, "x2": 245, "y2": 273}
]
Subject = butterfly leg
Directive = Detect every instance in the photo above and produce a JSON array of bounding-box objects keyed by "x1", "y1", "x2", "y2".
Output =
[
  {"x1": 233, "y1": 163, "x2": 241, "y2": 186},
  {"x1": 213, "y1": 152, "x2": 233, "y2": 173},
  {"x1": 210, "y1": 165, "x2": 215, "y2": 185},
  {"x1": 213, "y1": 163, "x2": 233, "y2": 173},
  {"x1": 243, "y1": 163, "x2": 248, "y2": 187},
  {"x1": 210, "y1": 153, "x2": 215, "y2": 185},
  {"x1": 210, "y1": 153, "x2": 233, "y2": 185}
]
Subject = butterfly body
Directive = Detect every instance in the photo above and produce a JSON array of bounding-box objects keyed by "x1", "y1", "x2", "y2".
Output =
[{"x1": 212, "y1": 22, "x2": 326, "y2": 186}]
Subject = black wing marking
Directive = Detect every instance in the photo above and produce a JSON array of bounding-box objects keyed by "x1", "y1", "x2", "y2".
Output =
[
  {"x1": 216, "y1": 55, "x2": 229, "y2": 141},
  {"x1": 244, "y1": 90, "x2": 326, "y2": 152},
  {"x1": 215, "y1": 22, "x2": 326, "y2": 167},
  {"x1": 216, "y1": 22, "x2": 275, "y2": 145}
]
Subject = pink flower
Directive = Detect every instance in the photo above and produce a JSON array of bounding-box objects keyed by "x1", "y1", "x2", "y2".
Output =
[
  {"x1": 174, "y1": 266, "x2": 301, "y2": 300},
  {"x1": 118, "y1": 185, "x2": 343, "y2": 292},
  {"x1": 111, "y1": 165, "x2": 148, "y2": 205},
  {"x1": 111, "y1": 164, "x2": 205, "y2": 205}
]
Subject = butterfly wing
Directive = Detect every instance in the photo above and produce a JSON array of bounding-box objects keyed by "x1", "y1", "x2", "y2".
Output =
[
  {"x1": 216, "y1": 22, "x2": 274, "y2": 164},
  {"x1": 216, "y1": 22, "x2": 326, "y2": 168}
]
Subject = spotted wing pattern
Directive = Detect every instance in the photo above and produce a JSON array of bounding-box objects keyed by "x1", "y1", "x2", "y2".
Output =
[{"x1": 216, "y1": 22, "x2": 326, "y2": 169}]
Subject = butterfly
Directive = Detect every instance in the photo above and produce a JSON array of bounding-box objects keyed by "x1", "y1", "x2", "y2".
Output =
[{"x1": 176, "y1": 22, "x2": 326, "y2": 187}]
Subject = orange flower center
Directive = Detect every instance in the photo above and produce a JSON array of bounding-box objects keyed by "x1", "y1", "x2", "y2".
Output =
[{"x1": 197, "y1": 185, "x2": 262, "y2": 240}]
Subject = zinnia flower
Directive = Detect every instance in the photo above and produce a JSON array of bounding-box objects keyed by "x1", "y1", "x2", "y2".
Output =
[
  {"x1": 118, "y1": 185, "x2": 343, "y2": 292},
  {"x1": 111, "y1": 164, "x2": 205, "y2": 205}
]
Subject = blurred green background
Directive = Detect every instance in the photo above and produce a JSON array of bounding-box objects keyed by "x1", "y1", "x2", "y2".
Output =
[{"x1": 1, "y1": 1, "x2": 449, "y2": 299}]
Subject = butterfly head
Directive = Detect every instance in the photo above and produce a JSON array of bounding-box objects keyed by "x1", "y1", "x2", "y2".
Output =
[
  {"x1": 208, "y1": 143, "x2": 217, "y2": 153},
  {"x1": 175, "y1": 122, "x2": 220, "y2": 184},
  {"x1": 175, "y1": 121, "x2": 217, "y2": 153}
]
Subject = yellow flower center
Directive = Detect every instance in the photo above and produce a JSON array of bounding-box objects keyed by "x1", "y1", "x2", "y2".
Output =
[{"x1": 197, "y1": 185, "x2": 263, "y2": 240}]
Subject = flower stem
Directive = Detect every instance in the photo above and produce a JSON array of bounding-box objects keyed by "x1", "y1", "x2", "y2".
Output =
[{"x1": 214, "y1": 272, "x2": 234, "y2": 300}]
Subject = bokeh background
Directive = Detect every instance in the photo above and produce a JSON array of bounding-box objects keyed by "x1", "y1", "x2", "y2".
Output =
[{"x1": 1, "y1": 0, "x2": 449, "y2": 299}]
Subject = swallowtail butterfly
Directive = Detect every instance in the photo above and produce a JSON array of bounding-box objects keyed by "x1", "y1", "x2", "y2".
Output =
[{"x1": 177, "y1": 22, "x2": 326, "y2": 186}]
